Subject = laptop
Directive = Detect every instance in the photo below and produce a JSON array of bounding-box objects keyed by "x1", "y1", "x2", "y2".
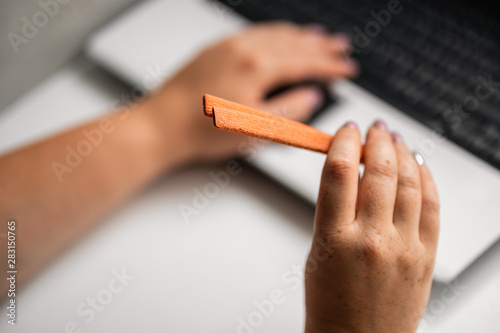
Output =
[{"x1": 86, "y1": 0, "x2": 500, "y2": 282}]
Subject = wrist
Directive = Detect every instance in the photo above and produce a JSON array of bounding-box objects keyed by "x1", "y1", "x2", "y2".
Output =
[{"x1": 138, "y1": 85, "x2": 198, "y2": 171}]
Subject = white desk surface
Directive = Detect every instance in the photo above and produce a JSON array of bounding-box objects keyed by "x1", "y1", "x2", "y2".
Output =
[{"x1": 1, "y1": 58, "x2": 499, "y2": 333}]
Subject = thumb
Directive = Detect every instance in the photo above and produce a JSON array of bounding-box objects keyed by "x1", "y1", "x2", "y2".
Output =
[{"x1": 260, "y1": 86, "x2": 324, "y2": 122}]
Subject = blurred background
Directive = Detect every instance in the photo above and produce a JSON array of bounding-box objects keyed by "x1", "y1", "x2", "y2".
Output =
[{"x1": 0, "y1": 0, "x2": 138, "y2": 110}]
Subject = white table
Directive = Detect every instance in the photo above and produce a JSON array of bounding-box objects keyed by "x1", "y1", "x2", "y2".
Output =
[{"x1": 1, "y1": 57, "x2": 499, "y2": 333}]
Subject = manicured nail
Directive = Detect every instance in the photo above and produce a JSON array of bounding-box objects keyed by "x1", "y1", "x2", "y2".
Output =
[
  {"x1": 331, "y1": 33, "x2": 352, "y2": 43},
  {"x1": 413, "y1": 151, "x2": 425, "y2": 165},
  {"x1": 344, "y1": 121, "x2": 358, "y2": 129},
  {"x1": 391, "y1": 132, "x2": 403, "y2": 143},
  {"x1": 332, "y1": 33, "x2": 353, "y2": 52},
  {"x1": 341, "y1": 58, "x2": 358, "y2": 75},
  {"x1": 308, "y1": 87, "x2": 324, "y2": 108},
  {"x1": 373, "y1": 119, "x2": 387, "y2": 131},
  {"x1": 305, "y1": 24, "x2": 327, "y2": 34}
]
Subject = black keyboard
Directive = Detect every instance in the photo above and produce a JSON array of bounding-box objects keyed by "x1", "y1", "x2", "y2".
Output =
[{"x1": 216, "y1": 0, "x2": 500, "y2": 170}]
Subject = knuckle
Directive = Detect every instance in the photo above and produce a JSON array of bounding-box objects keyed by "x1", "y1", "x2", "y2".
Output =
[
  {"x1": 396, "y1": 247, "x2": 435, "y2": 282},
  {"x1": 324, "y1": 156, "x2": 357, "y2": 180},
  {"x1": 367, "y1": 160, "x2": 397, "y2": 178},
  {"x1": 242, "y1": 52, "x2": 264, "y2": 71},
  {"x1": 222, "y1": 37, "x2": 265, "y2": 71},
  {"x1": 359, "y1": 243, "x2": 383, "y2": 264},
  {"x1": 397, "y1": 260, "x2": 413, "y2": 276},
  {"x1": 221, "y1": 36, "x2": 246, "y2": 55},
  {"x1": 395, "y1": 250, "x2": 415, "y2": 274},
  {"x1": 420, "y1": 259, "x2": 435, "y2": 281},
  {"x1": 356, "y1": 233, "x2": 385, "y2": 264},
  {"x1": 398, "y1": 173, "x2": 420, "y2": 190},
  {"x1": 423, "y1": 198, "x2": 440, "y2": 215}
]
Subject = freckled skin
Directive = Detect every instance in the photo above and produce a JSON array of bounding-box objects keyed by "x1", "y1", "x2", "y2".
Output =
[{"x1": 305, "y1": 124, "x2": 440, "y2": 333}]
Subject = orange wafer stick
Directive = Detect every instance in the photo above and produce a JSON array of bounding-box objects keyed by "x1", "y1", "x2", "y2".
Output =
[{"x1": 203, "y1": 94, "x2": 333, "y2": 154}]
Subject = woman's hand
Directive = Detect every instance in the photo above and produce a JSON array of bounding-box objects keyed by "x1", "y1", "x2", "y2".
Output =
[
  {"x1": 144, "y1": 22, "x2": 358, "y2": 164},
  {"x1": 305, "y1": 121, "x2": 440, "y2": 333}
]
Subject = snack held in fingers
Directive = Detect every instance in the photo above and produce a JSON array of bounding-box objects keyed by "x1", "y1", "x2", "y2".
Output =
[{"x1": 203, "y1": 94, "x2": 333, "y2": 153}]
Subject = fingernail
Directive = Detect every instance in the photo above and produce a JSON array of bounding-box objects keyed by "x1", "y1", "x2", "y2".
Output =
[
  {"x1": 334, "y1": 35, "x2": 353, "y2": 52},
  {"x1": 413, "y1": 151, "x2": 425, "y2": 165},
  {"x1": 332, "y1": 33, "x2": 352, "y2": 46},
  {"x1": 373, "y1": 119, "x2": 387, "y2": 131},
  {"x1": 345, "y1": 58, "x2": 359, "y2": 75},
  {"x1": 308, "y1": 88, "x2": 324, "y2": 108},
  {"x1": 305, "y1": 24, "x2": 328, "y2": 34},
  {"x1": 391, "y1": 132, "x2": 403, "y2": 143},
  {"x1": 344, "y1": 121, "x2": 358, "y2": 129}
]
